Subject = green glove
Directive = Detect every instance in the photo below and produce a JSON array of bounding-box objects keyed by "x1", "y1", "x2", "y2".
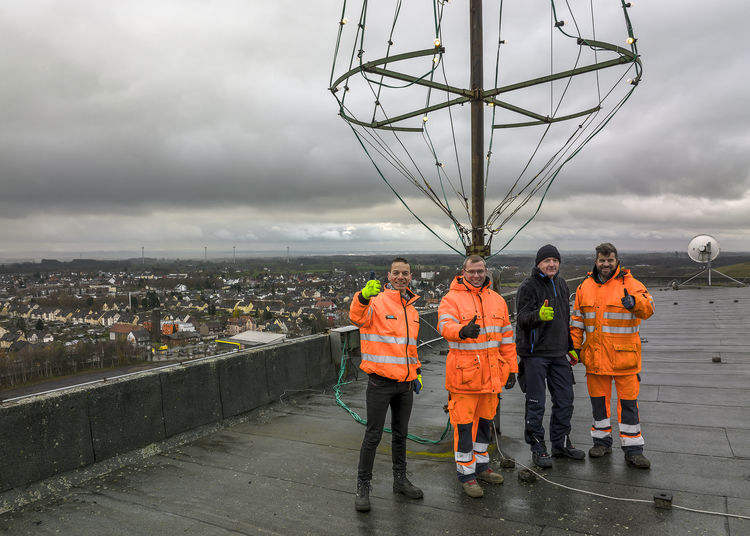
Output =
[
  {"x1": 539, "y1": 299, "x2": 554, "y2": 322},
  {"x1": 361, "y1": 280, "x2": 382, "y2": 300},
  {"x1": 412, "y1": 374, "x2": 423, "y2": 394},
  {"x1": 567, "y1": 349, "x2": 579, "y2": 365}
]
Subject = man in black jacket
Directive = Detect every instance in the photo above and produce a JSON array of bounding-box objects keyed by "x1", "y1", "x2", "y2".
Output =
[{"x1": 516, "y1": 244, "x2": 585, "y2": 468}]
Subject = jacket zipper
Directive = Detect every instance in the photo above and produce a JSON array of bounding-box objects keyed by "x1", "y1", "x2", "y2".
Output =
[
  {"x1": 402, "y1": 298, "x2": 411, "y2": 382},
  {"x1": 476, "y1": 293, "x2": 484, "y2": 366}
]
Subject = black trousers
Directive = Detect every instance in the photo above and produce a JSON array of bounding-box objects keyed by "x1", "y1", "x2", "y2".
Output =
[
  {"x1": 522, "y1": 356, "x2": 575, "y2": 453},
  {"x1": 357, "y1": 374, "x2": 414, "y2": 481}
]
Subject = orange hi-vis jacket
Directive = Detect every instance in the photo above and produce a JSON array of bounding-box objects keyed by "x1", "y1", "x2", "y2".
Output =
[
  {"x1": 438, "y1": 276, "x2": 518, "y2": 394},
  {"x1": 349, "y1": 287, "x2": 421, "y2": 382},
  {"x1": 570, "y1": 265, "x2": 655, "y2": 376}
]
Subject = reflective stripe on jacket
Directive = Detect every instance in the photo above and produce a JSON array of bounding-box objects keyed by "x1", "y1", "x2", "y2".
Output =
[
  {"x1": 570, "y1": 265, "x2": 654, "y2": 375},
  {"x1": 349, "y1": 287, "x2": 421, "y2": 382},
  {"x1": 438, "y1": 276, "x2": 518, "y2": 394}
]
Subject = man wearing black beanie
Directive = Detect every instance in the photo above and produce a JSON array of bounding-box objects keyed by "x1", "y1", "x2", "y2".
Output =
[{"x1": 515, "y1": 244, "x2": 584, "y2": 468}]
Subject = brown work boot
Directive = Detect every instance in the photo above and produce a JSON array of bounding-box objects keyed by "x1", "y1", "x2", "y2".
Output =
[
  {"x1": 588, "y1": 445, "x2": 612, "y2": 458},
  {"x1": 355, "y1": 479, "x2": 371, "y2": 512},
  {"x1": 461, "y1": 479, "x2": 484, "y2": 498},
  {"x1": 476, "y1": 468, "x2": 504, "y2": 485},
  {"x1": 625, "y1": 453, "x2": 651, "y2": 469},
  {"x1": 393, "y1": 471, "x2": 423, "y2": 499}
]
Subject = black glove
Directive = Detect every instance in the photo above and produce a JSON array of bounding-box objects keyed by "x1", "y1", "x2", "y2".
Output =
[
  {"x1": 459, "y1": 315, "x2": 481, "y2": 339},
  {"x1": 504, "y1": 372, "x2": 516, "y2": 390},
  {"x1": 621, "y1": 288, "x2": 636, "y2": 309}
]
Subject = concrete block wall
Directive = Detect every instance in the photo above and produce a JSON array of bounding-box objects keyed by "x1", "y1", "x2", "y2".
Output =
[{"x1": 0, "y1": 334, "x2": 336, "y2": 493}]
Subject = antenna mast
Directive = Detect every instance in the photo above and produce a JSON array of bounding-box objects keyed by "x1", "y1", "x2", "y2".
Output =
[{"x1": 469, "y1": 0, "x2": 487, "y2": 257}]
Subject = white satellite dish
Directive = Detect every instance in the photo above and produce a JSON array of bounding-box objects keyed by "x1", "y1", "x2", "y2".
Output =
[
  {"x1": 679, "y1": 234, "x2": 745, "y2": 287},
  {"x1": 687, "y1": 234, "x2": 720, "y2": 264}
]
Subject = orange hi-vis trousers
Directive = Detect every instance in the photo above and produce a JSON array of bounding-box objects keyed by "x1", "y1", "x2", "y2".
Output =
[
  {"x1": 448, "y1": 392, "x2": 497, "y2": 482},
  {"x1": 586, "y1": 373, "x2": 644, "y2": 454}
]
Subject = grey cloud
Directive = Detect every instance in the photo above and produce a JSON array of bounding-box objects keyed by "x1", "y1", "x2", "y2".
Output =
[{"x1": 1, "y1": 1, "x2": 750, "y2": 258}]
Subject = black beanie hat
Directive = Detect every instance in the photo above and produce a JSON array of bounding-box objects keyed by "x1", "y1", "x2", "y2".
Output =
[{"x1": 535, "y1": 244, "x2": 561, "y2": 266}]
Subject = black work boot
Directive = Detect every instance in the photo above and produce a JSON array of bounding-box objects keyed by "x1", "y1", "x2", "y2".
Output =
[
  {"x1": 625, "y1": 452, "x2": 651, "y2": 469},
  {"x1": 393, "y1": 471, "x2": 424, "y2": 499},
  {"x1": 355, "y1": 479, "x2": 371, "y2": 512}
]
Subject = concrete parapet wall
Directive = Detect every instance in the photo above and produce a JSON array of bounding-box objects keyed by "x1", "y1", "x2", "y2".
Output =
[{"x1": 0, "y1": 334, "x2": 335, "y2": 493}]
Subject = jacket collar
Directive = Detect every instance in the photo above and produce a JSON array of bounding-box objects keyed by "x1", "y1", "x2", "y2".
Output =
[
  {"x1": 532, "y1": 266, "x2": 558, "y2": 281},
  {"x1": 590, "y1": 263, "x2": 626, "y2": 284},
  {"x1": 383, "y1": 285, "x2": 419, "y2": 306},
  {"x1": 452, "y1": 275, "x2": 490, "y2": 294}
]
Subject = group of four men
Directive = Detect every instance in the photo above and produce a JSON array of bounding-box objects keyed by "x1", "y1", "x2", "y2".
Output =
[{"x1": 350, "y1": 243, "x2": 654, "y2": 511}]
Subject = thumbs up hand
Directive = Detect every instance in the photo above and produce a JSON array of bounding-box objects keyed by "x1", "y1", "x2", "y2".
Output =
[
  {"x1": 459, "y1": 315, "x2": 481, "y2": 339},
  {"x1": 361, "y1": 280, "x2": 382, "y2": 300},
  {"x1": 539, "y1": 299, "x2": 554, "y2": 321},
  {"x1": 621, "y1": 288, "x2": 636, "y2": 310}
]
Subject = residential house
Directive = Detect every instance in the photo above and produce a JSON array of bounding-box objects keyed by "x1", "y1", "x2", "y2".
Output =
[
  {"x1": 0, "y1": 331, "x2": 25, "y2": 350},
  {"x1": 27, "y1": 330, "x2": 54, "y2": 344},
  {"x1": 198, "y1": 320, "x2": 222, "y2": 337},
  {"x1": 109, "y1": 323, "x2": 139, "y2": 341},
  {"x1": 126, "y1": 328, "x2": 151, "y2": 347}
]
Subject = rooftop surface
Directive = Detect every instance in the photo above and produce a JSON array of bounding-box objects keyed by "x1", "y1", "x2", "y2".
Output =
[{"x1": 2, "y1": 285, "x2": 750, "y2": 535}]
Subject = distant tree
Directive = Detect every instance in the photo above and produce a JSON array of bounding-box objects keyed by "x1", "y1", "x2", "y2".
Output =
[
  {"x1": 232, "y1": 307, "x2": 240, "y2": 319},
  {"x1": 208, "y1": 302, "x2": 216, "y2": 316},
  {"x1": 144, "y1": 291, "x2": 160, "y2": 309},
  {"x1": 35, "y1": 318, "x2": 45, "y2": 331},
  {"x1": 308, "y1": 311, "x2": 326, "y2": 335},
  {"x1": 86, "y1": 296, "x2": 94, "y2": 307},
  {"x1": 12, "y1": 317, "x2": 26, "y2": 333}
]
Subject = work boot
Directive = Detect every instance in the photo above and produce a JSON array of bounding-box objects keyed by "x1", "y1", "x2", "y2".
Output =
[
  {"x1": 588, "y1": 445, "x2": 612, "y2": 458},
  {"x1": 393, "y1": 471, "x2": 423, "y2": 499},
  {"x1": 461, "y1": 479, "x2": 484, "y2": 498},
  {"x1": 355, "y1": 479, "x2": 371, "y2": 512},
  {"x1": 532, "y1": 451, "x2": 553, "y2": 469},
  {"x1": 552, "y1": 438, "x2": 585, "y2": 460},
  {"x1": 625, "y1": 453, "x2": 651, "y2": 469},
  {"x1": 476, "y1": 468, "x2": 504, "y2": 484}
]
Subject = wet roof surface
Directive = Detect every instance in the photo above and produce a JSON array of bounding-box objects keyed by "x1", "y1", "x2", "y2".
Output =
[{"x1": 1, "y1": 286, "x2": 749, "y2": 535}]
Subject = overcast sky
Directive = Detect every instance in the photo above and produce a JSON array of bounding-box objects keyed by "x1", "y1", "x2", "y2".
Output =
[{"x1": 1, "y1": 1, "x2": 748, "y2": 262}]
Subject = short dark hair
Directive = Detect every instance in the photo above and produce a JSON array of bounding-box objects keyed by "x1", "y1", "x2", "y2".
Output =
[
  {"x1": 462, "y1": 255, "x2": 486, "y2": 270},
  {"x1": 391, "y1": 256, "x2": 410, "y2": 269},
  {"x1": 595, "y1": 242, "x2": 618, "y2": 259}
]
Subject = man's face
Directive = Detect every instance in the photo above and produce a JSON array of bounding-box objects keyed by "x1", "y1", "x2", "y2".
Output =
[
  {"x1": 387, "y1": 261, "x2": 412, "y2": 291},
  {"x1": 595, "y1": 252, "x2": 618, "y2": 279},
  {"x1": 462, "y1": 260, "x2": 487, "y2": 287},
  {"x1": 537, "y1": 257, "x2": 560, "y2": 278}
]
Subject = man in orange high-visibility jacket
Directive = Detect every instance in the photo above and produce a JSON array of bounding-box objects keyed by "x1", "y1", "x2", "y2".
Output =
[
  {"x1": 570, "y1": 243, "x2": 655, "y2": 469},
  {"x1": 349, "y1": 257, "x2": 423, "y2": 512},
  {"x1": 438, "y1": 255, "x2": 518, "y2": 498}
]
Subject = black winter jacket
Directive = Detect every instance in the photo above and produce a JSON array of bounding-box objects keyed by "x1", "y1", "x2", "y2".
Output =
[{"x1": 515, "y1": 267, "x2": 573, "y2": 358}]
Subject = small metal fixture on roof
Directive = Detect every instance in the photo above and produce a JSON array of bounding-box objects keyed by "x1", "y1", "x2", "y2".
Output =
[{"x1": 653, "y1": 492, "x2": 673, "y2": 509}]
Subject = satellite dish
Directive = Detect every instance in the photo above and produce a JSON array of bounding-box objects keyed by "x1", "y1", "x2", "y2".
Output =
[
  {"x1": 687, "y1": 234, "x2": 720, "y2": 264},
  {"x1": 679, "y1": 234, "x2": 746, "y2": 287}
]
